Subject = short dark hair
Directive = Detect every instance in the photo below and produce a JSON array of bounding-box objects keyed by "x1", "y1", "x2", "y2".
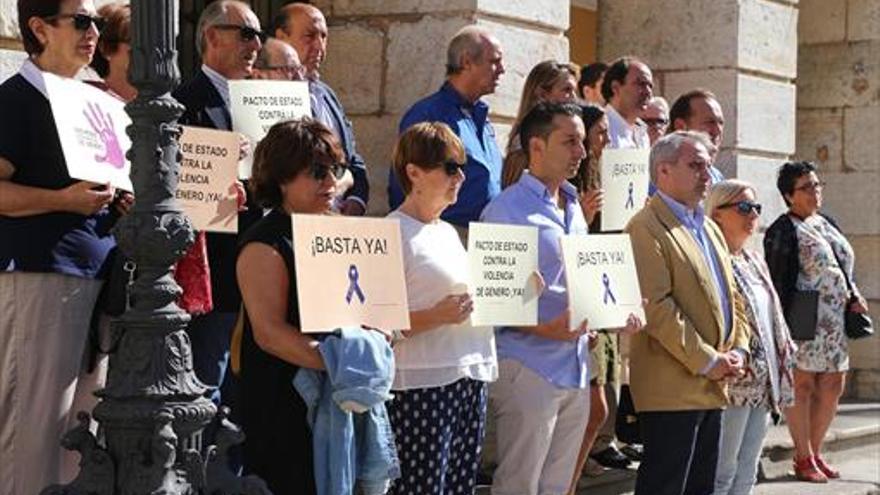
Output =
[
  {"x1": 392, "y1": 122, "x2": 466, "y2": 195},
  {"x1": 601, "y1": 56, "x2": 640, "y2": 103},
  {"x1": 18, "y1": 0, "x2": 64, "y2": 55},
  {"x1": 249, "y1": 118, "x2": 345, "y2": 209},
  {"x1": 578, "y1": 62, "x2": 607, "y2": 98},
  {"x1": 519, "y1": 102, "x2": 583, "y2": 160},
  {"x1": 668, "y1": 89, "x2": 718, "y2": 132},
  {"x1": 777, "y1": 160, "x2": 817, "y2": 206}
]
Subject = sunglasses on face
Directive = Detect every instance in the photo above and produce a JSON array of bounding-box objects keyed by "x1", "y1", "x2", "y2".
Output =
[
  {"x1": 44, "y1": 13, "x2": 106, "y2": 32},
  {"x1": 719, "y1": 200, "x2": 762, "y2": 216},
  {"x1": 213, "y1": 24, "x2": 268, "y2": 44},
  {"x1": 309, "y1": 162, "x2": 347, "y2": 181},
  {"x1": 442, "y1": 161, "x2": 465, "y2": 177},
  {"x1": 643, "y1": 117, "x2": 669, "y2": 129}
]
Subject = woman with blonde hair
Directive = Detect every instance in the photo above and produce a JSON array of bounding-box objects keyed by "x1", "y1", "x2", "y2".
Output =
[
  {"x1": 705, "y1": 179, "x2": 797, "y2": 494},
  {"x1": 501, "y1": 60, "x2": 579, "y2": 188}
]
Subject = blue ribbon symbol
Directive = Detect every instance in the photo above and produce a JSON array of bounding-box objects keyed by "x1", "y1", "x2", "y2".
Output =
[
  {"x1": 625, "y1": 181, "x2": 635, "y2": 209},
  {"x1": 602, "y1": 273, "x2": 617, "y2": 305},
  {"x1": 345, "y1": 264, "x2": 366, "y2": 304}
]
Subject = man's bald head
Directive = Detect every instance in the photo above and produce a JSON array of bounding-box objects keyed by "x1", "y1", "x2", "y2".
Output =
[
  {"x1": 253, "y1": 37, "x2": 305, "y2": 80},
  {"x1": 273, "y1": 3, "x2": 328, "y2": 79}
]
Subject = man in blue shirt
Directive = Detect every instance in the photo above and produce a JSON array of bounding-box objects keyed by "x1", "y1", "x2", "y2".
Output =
[
  {"x1": 481, "y1": 102, "x2": 594, "y2": 495},
  {"x1": 388, "y1": 26, "x2": 505, "y2": 234}
]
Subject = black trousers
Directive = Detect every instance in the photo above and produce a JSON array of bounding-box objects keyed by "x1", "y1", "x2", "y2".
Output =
[{"x1": 635, "y1": 409, "x2": 722, "y2": 495}]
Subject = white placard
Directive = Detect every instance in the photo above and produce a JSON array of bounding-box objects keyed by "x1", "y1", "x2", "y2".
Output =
[
  {"x1": 43, "y1": 72, "x2": 133, "y2": 191},
  {"x1": 467, "y1": 222, "x2": 540, "y2": 326},
  {"x1": 560, "y1": 233, "x2": 645, "y2": 330},
  {"x1": 292, "y1": 214, "x2": 410, "y2": 333},
  {"x1": 600, "y1": 148, "x2": 650, "y2": 231},
  {"x1": 229, "y1": 80, "x2": 311, "y2": 179},
  {"x1": 176, "y1": 126, "x2": 240, "y2": 233}
]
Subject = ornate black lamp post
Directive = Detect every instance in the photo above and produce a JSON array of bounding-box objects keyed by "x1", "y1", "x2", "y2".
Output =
[{"x1": 42, "y1": 1, "x2": 267, "y2": 493}]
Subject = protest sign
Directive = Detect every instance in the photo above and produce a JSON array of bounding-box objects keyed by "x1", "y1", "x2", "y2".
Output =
[
  {"x1": 467, "y1": 222, "x2": 539, "y2": 326},
  {"x1": 600, "y1": 148, "x2": 650, "y2": 231},
  {"x1": 229, "y1": 80, "x2": 310, "y2": 179},
  {"x1": 176, "y1": 126, "x2": 240, "y2": 233},
  {"x1": 43, "y1": 72, "x2": 133, "y2": 191},
  {"x1": 560, "y1": 233, "x2": 645, "y2": 330},
  {"x1": 292, "y1": 214, "x2": 410, "y2": 333}
]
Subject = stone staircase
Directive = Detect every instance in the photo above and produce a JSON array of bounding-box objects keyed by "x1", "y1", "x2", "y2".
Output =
[{"x1": 477, "y1": 401, "x2": 880, "y2": 495}]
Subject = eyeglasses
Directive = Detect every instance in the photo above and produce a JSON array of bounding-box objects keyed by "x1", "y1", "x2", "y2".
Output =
[
  {"x1": 442, "y1": 161, "x2": 465, "y2": 177},
  {"x1": 643, "y1": 117, "x2": 669, "y2": 129},
  {"x1": 794, "y1": 180, "x2": 825, "y2": 192},
  {"x1": 719, "y1": 200, "x2": 762, "y2": 216},
  {"x1": 309, "y1": 162, "x2": 347, "y2": 181},
  {"x1": 44, "y1": 13, "x2": 106, "y2": 32},
  {"x1": 213, "y1": 24, "x2": 267, "y2": 44}
]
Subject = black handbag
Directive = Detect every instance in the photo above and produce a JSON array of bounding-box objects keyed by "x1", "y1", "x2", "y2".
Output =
[
  {"x1": 784, "y1": 290, "x2": 819, "y2": 341},
  {"x1": 829, "y1": 248, "x2": 874, "y2": 340},
  {"x1": 615, "y1": 384, "x2": 641, "y2": 445}
]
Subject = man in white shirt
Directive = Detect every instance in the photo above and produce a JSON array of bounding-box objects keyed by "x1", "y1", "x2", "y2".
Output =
[{"x1": 602, "y1": 57, "x2": 654, "y2": 150}]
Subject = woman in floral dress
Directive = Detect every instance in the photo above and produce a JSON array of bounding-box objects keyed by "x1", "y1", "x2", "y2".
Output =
[{"x1": 764, "y1": 161, "x2": 870, "y2": 483}]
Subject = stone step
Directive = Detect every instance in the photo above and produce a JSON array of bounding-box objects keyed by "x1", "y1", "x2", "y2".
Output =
[{"x1": 476, "y1": 401, "x2": 880, "y2": 495}]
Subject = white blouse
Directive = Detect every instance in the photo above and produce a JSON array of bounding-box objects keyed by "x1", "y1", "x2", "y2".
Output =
[{"x1": 388, "y1": 210, "x2": 497, "y2": 390}]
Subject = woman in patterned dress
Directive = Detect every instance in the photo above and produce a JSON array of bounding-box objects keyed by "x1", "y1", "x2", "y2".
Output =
[
  {"x1": 707, "y1": 180, "x2": 796, "y2": 495},
  {"x1": 764, "y1": 161, "x2": 870, "y2": 483}
]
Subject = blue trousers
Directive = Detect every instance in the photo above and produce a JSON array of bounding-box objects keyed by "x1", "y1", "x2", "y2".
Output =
[
  {"x1": 185, "y1": 311, "x2": 237, "y2": 405},
  {"x1": 635, "y1": 409, "x2": 722, "y2": 495}
]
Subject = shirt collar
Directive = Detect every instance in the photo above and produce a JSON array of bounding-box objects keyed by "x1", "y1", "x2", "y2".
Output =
[
  {"x1": 19, "y1": 59, "x2": 49, "y2": 100},
  {"x1": 606, "y1": 103, "x2": 646, "y2": 131},
  {"x1": 201, "y1": 64, "x2": 230, "y2": 108},
  {"x1": 657, "y1": 190, "x2": 705, "y2": 228},
  {"x1": 518, "y1": 170, "x2": 579, "y2": 204},
  {"x1": 440, "y1": 81, "x2": 485, "y2": 112}
]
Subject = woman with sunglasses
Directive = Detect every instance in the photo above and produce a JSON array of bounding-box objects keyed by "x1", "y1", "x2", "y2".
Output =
[
  {"x1": 0, "y1": 1, "x2": 117, "y2": 492},
  {"x1": 235, "y1": 118, "x2": 348, "y2": 493},
  {"x1": 385, "y1": 122, "x2": 497, "y2": 494},
  {"x1": 705, "y1": 180, "x2": 796, "y2": 495},
  {"x1": 764, "y1": 161, "x2": 869, "y2": 483}
]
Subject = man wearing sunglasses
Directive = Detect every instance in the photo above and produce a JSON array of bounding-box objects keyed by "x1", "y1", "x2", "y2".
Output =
[
  {"x1": 273, "y1": 3, "x2": 369, "y2": 216},
  {"x1": 173, "y1": 0, "x2": 265, "y2": 413}
]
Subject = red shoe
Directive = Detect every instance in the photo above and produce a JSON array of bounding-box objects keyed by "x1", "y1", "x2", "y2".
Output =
[
  {"x1": 813, "y1": 455, "x2": 841, "y2": 479},
  {"x1": 793, "y1": 455, "x2": 828, "y2": 483}
]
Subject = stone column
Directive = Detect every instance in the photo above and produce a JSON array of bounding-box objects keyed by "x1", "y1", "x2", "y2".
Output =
[
  {"x1": 598, "y1": 0, "x2": 799, "y2": 226},
  {"x1": 798, "y1": 0, "x2": 880, "y2": 400},
  {"x1": 314, "y1": 0, "x2": 571, "y2": 214}
]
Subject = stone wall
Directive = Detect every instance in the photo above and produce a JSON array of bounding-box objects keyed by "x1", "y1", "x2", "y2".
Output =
[
  {"x1": 598, "y1": 0, "x2": 799, "y2": 230},
  {"x1": 315, "y1": 0, "x2": 570, "y2": 214},
  {"x1": 798, "y1": 0, "x2": 880, "y2": 400}
]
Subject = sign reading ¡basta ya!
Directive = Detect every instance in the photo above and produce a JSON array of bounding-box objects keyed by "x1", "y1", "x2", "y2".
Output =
[
  {"x1": 600, "y1": 148, "x2": 650, "y2": 231},
  {"x1": 291, "y1": 214, "x2": 410, "y2": 333}
]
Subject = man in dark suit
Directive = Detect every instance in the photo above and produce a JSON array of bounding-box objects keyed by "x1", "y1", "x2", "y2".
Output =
[
  {"x1": 173, "y1": 0, "x2": 263, "y2": 406},
  {"x1": 273, "y1": 3, "x2": 369, "y2": 215}
]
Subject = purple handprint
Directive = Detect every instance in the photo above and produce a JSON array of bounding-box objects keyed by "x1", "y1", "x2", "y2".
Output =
[{"x1": 83, "y1": 101, "x2": 125, "y2": 169}]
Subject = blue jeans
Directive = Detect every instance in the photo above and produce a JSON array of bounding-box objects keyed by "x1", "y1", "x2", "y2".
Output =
[{"x1": 714, "y1": 405, "x2": 770, "y2": 495}]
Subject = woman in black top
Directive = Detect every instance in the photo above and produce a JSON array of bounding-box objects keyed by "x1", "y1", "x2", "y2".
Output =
[
  {"x1": 0, "y1": 0, "x2": 120, "y2": 491},
  {"x1": 236, "y1": 119, "x2": 346, "y2": 493}
]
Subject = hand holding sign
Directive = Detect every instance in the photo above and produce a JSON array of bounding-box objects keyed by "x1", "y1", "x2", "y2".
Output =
[
  {"x1": 61, "y1": 181, "x2": 115, "y2": 215},
  {"x1": 536, "y1": 309, "x2": 589, "y2": 342}
]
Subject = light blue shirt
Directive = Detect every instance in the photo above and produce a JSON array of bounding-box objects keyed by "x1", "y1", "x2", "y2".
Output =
[
  {"x1": 656, "y1": 190, "x2": 732, "y2": 340},
  {"x1": 480, "y1": 172, "x2": 590, "y2": 389}
]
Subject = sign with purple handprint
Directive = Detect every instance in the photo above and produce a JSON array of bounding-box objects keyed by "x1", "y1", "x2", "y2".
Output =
[{"x1": 43, "y1": 72, "x2": 133, "y2": 191}]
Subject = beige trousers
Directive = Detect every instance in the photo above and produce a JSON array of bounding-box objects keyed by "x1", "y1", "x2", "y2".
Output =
[
  {"x1": 490, "y1": 359, "x2": 589, "y2": 495},
  {"x1": 0, "y1": 272, "x2": 103, "y2": 495}
]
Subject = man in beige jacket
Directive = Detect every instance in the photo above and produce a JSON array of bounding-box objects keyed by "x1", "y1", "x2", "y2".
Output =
[{"x1": 625, "y1": 130, "x2": 749, "y2": 495}]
